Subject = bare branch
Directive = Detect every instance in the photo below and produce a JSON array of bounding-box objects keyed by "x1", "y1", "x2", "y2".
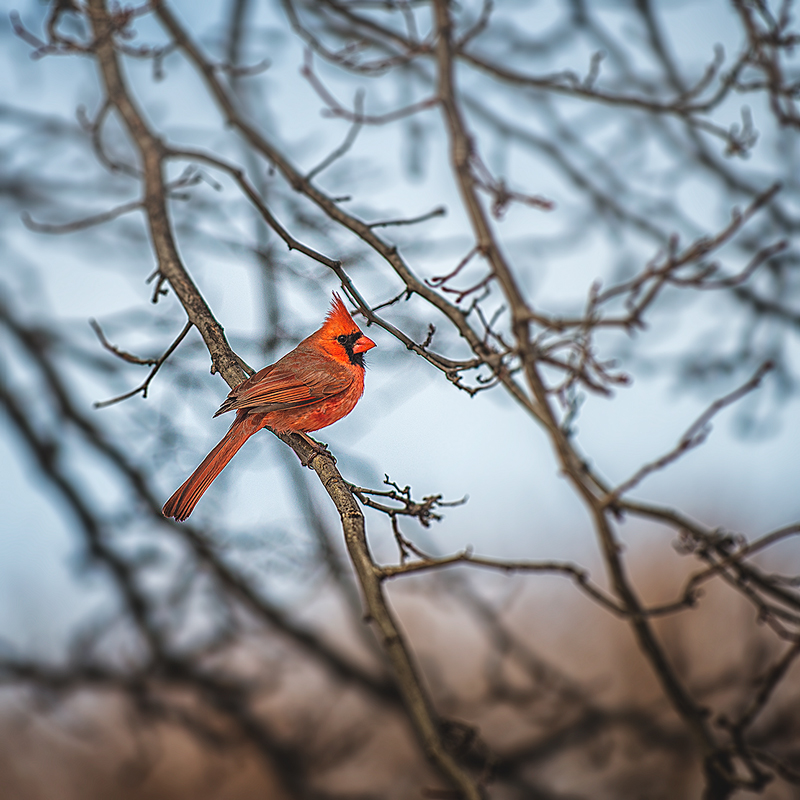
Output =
[
  {"x1": 605, "y1": 361, "x2": 774, "y2": 505},
  {"x1": 306, "y1": 88, "x2": 365, "y2": 180},
  {"x1": 380, "y1": 548, "x2": 624, "y2": 615},
  {"x1": 93, "y1": 321, "x2": 192, "y2": 408},
  {"x1": 22, "y1": 199, "x2": 143, "y2": 233}
]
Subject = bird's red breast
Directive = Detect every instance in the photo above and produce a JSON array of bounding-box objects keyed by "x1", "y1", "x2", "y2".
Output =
[{"x1": 214, "y1": 292, "x2": 376, "y2": 432}]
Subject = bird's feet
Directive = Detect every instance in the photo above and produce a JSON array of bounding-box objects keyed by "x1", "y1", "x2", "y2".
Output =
[{"x1": 294, "y1": 432, "x2": 336, "y2": 467}]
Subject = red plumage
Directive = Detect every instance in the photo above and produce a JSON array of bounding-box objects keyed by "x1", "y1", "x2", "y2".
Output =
[{"x1": 162, "y1": 293, "x2": 376, "y2": 521}]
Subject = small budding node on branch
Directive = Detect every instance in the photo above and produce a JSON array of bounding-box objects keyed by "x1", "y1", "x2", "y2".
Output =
[
  {"x1": 349, "y1": 478, "x2": 449, "y2": 563},
  {"x1": 349, "y1": 475, "x2": 466, "y2": 532}
]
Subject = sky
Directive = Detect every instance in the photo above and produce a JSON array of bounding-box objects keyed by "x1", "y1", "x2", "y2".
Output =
[{"x1": 1, "y1": 0, "x2": 799, "y2": 660}]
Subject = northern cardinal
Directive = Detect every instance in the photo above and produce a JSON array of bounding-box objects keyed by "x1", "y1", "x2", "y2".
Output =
[{"x1": 162, "y1": 293, "x2": 376, "y2": 521}]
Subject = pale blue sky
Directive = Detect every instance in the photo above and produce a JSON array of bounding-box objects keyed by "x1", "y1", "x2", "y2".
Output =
[{"x1": 1, "y1": 0, "x2": 798, "y2": 657}]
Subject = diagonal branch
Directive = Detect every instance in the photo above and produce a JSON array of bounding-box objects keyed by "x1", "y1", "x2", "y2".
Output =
[
  {"x1": 93, "y1": 320, "x2": 192, "y2": 408},
  {"x1": 85, "y1": 3, "x2": 486, "y2": 796},
  {"x1": 604, "y1": 361, "x2": 774, "y2": 505}
]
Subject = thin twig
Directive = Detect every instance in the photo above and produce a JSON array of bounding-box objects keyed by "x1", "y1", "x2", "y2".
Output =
[
  {"x1": 94, "y1": 321, "x2": 192, "y2": 408},
  {"x1": 380, "y1": 549, "x2": 624, "y2": 615},
  {"x1": 604, "y1": 361, "x2": 774, "y2": 505},
  {"x1": 306, "y1": 88, "x2": 365, "y2": 180}
]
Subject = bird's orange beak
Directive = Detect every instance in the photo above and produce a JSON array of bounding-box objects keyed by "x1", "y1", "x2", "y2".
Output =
[{"x1": 352, "y1": 334, "x2": 376, "y2": 353}]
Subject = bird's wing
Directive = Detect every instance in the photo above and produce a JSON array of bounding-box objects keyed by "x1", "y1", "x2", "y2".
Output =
[{"x1": 215, "y1": 356, "x2": 351, "y2": 416}]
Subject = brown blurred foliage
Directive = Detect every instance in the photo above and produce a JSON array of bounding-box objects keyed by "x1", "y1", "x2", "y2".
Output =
[{"x1": 2, "y1": 562, "x2": 799, "y2": 800}]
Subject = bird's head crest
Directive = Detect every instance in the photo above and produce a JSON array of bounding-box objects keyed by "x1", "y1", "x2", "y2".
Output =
[{"x1": 324, "y1": 292, "x2": 360, "y2": 335}]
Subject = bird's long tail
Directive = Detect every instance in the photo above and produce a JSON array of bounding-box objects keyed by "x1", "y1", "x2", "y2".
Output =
[{"x1": 162, "y1": 414, "x2": 261, "y2": 521}]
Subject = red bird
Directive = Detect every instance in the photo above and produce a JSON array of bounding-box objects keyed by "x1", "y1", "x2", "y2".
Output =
[{"x1": 162, "y1": 293, "x2": 376, "y2": 521}]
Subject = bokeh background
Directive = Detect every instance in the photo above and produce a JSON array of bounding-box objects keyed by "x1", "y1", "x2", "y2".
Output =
[{"x1": 1, "y1": 1, "x2": 800, "y2": 798}]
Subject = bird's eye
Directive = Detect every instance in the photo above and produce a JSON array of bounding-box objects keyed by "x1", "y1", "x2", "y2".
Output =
[{"x1": 337, "y1": 334, "x2": 348, "y2": 344}]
